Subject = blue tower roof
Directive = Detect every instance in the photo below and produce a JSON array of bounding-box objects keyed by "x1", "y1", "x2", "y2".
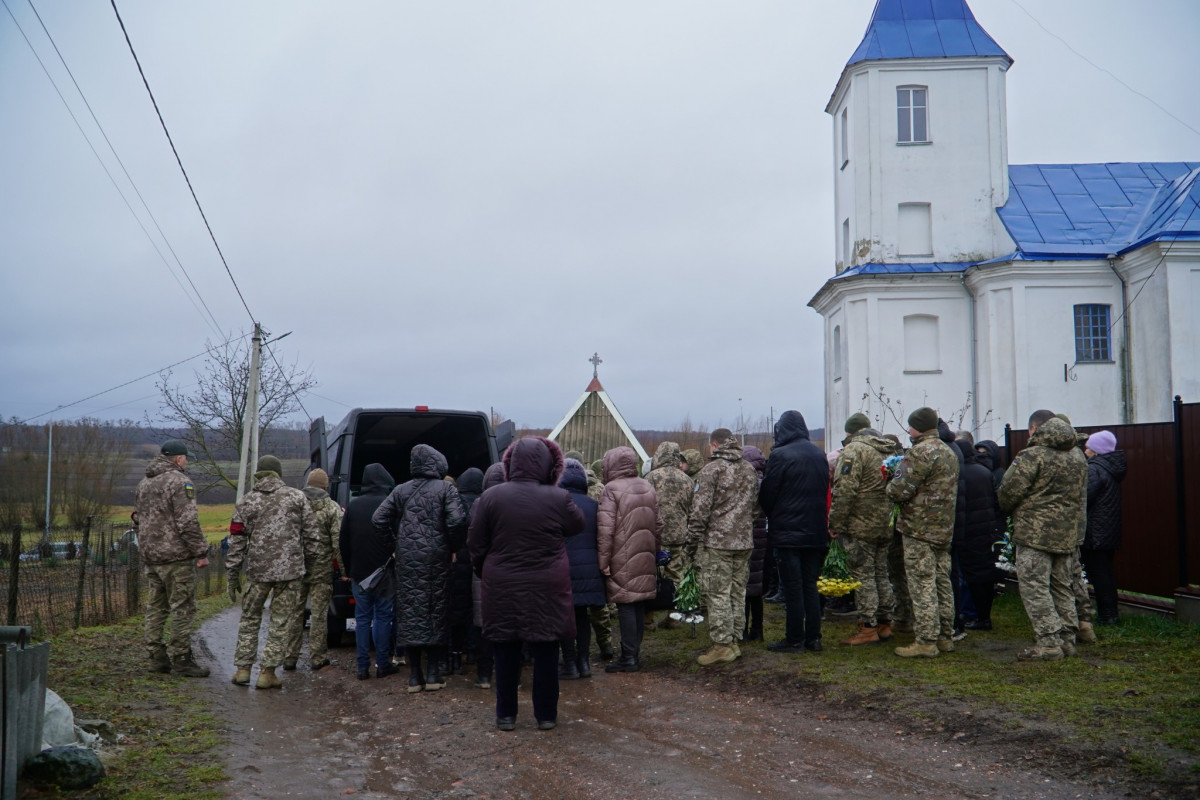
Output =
[{"x1": 846, "y1": 0, "x2": 1011, "y2": 67}]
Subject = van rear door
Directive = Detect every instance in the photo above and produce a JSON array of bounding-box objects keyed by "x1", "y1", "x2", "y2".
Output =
[{"x1": 309, "y1": 416, "x2": 328, "y2": 473}]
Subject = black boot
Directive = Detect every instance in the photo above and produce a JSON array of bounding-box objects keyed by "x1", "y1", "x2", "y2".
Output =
[
  {"x1": 449, "y1": 651, "x2": 464, "y2": 675},
  {"x1": 559, "y1": 640, "x2": 579, "y2": 679},
  {"x1": 407, "y1": 648, "x2": 425, "y2": 693},
  {"x1": 425, "y1": 647, "x2": 447, "y2": 690},
  {"x1": 745, "y1": 627, "x2": 763, "y2": 641},
  {"x1": 605, "y1": 655, "x2": 639, "y2": 673},
  {"x1": 576, "y1": 653, "x2": 592, "y2": 678}
]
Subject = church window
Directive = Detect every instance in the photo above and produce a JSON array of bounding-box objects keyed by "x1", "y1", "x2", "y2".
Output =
[
  {"x1": 840, "y1": 108, "x2": 849, "y2": 168},
  {"x1": 903, "y1": 314, "x2": 940, "y2": 373},
  {"x1": 898, "y1": 203, "x2": 933, "y2": 256},
  {"x1": 833, "y1": 325, "x2": 843, "y2": 380},
  {"x1": 897, "y1": 86, "x2": 928, "y2": 144},
  {"x1": 1074, "y1": 304, "x2": 1112, "y2": 362}
]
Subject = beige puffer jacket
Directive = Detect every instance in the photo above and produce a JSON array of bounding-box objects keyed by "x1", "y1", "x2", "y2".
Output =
[{"x1": 597, "y1": 447, "x2": 664, "y2": 603}]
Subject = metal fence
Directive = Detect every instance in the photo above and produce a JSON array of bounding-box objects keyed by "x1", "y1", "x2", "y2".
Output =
[
  {"x1": 1, "y1": 519, "x2": 227, "y2": 638},
  {"x1": 0, "y1": 627, "x2": 48, "y2": 800},
  {"x1": 1005, "y1": 395, "x2": 1198, "y2": 599}
]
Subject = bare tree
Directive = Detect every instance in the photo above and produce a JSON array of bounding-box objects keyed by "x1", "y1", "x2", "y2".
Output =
[
  {"x1": 56, "y1": 419, "x2": 130, "y2": 528},
  {"x1": 153, "y1": 336, "x2": 316, "y2": 492}
]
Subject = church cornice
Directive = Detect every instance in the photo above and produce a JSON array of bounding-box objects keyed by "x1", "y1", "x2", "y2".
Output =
[
  {"x1": 826, "y1": 54, "x2": 1011, "y2": 115},
  {"x1": 808, "y1": 269, "x2": 970, "y2": 314}
]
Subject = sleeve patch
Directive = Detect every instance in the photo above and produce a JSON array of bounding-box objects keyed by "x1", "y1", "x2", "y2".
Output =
[
  {"x1": 840, "y1": 459, "x2": 853, "y2": 475},
  {"x1": 184, "y1": 482, "x2": 195, "y2": 500}
]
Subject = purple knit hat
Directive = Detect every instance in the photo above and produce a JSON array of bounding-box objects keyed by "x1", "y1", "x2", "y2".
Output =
[{"x1": 1086, "y1": 430, "x2": 1117, "y2": 455}]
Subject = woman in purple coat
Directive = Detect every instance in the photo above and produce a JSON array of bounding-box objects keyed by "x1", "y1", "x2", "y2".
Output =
[{"x1": 468, "y1": 437, "x2": 584, "y2": 731}]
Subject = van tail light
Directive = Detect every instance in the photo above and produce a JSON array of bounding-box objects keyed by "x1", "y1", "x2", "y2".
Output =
[{"x1": 415, "y1": 405, "x2": 429, "y2": 412}]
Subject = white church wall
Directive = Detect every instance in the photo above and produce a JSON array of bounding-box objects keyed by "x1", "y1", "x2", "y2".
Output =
[
  {"x1": 1122, "y1": 246, "x2": 1174, "y2": 422},
  {"x1": 1171, "y1": 257, "x2": 1200, "y2": 405}
]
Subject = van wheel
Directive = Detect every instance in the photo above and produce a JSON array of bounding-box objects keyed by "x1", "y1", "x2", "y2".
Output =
[{"x1": 326, "y1": 612, "x2": 346, "y2": 647}]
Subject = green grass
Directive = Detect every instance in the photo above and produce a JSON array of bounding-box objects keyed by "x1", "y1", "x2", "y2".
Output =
[
  {"x1": 647, "y1": 591, "x2": 1200, "y2": 792},
  {"x1": 108, "y1": 504, "x2": 235, "y2": 546},
  {"x1": 39, "y1": 595, "x2": 230, "y2": 799}
]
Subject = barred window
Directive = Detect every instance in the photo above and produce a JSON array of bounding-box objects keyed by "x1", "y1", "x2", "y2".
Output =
[
  {"x1": 897, "y1": 86, "x2": 928, "y2": 144},
  {"x1": 1074, "y1": 304, "x2": 1111, "y2": 362}
]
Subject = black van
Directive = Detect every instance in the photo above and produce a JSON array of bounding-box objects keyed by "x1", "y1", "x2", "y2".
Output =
[{"x1": 308, "y1": 407, "x2": 515, "y2": 645}]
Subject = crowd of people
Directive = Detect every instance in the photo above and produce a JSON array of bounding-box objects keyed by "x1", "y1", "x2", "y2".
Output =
[{"x1": 132, "y1": 405, "x2": 1127, "y2": 731}]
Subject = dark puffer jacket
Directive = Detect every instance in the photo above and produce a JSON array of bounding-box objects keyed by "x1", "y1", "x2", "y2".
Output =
[
  {"x1": 1085, "y1": 451, "x2": 1127, "y2": 550},
  {"x1": 974, "y1": 440, "x2": 1007, "y2": 491},
  {"x1": 472, "y1": 461, "x2": 508, "y2": 627},
  {"x1": 560, "y1": 459, "x2": 606, "y2": 607},
  {"x1": 469, "y1": 437, "x2": 585, "y2": 642},
  {"x1": 759, "y1": 411, "x2": 830, "y2": 549},
  {"x1": 742, "y1": 445, "x2": 768, "y2": 598},
  {"x1": 939, "y1": 421, "x2": 968, "y2": 547},
  {"x1": 338, "y1": 463, "x2": 396, "y2": 583},
  {"x1": 372, "y1": 445, "x2": 467, "y2": 647},
  {"x1": 957, "y1": 447, "x2": 1004, "y2": 584},
  {"x1": 598, "y1": 446, "x2": 664, "y2": 603},
  {"x1": 450, "y1": 468, "x2": 484, "y2": 629}
]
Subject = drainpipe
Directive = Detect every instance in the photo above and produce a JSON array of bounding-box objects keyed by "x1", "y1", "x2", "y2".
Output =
[
  {"x1": 1108, "y1": 256, "x2": 1132, "y2": 423},
  {"x1": 961, "y1": 271, "x2": 980, "y2": 435}
]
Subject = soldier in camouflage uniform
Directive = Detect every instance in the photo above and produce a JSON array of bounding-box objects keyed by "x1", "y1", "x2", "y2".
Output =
[
  {"x1": 588, "y1": 459, "x2": 605, "y2": 501},
  {"x1": 226, "y1": 455, "x2": 322, "y2": 689},
  {"x1": 283, "y1": 468, "x2": 343, "y2": 671},
  {"x1": 885, "y1": 408, "x2": 960, "y2": 658},
  {"x1": 687, "y1": 430, "x2": 760, "y2": 666},
  {"x1": 646, "y1": 441, "x2": 695, "y2": 597},
  {"x1": 682, "y1": 449, "x2": 704, "y2": 480},
  {"x1": 829, "y1": 413, "x2": 897, "y2": 646},
  {"x1": 134, "y1": 439, "x2": 211, "y2": 676},
  {"x1": 999, "y1": 415, "x2": 1089, "y2": 661},
  {"x1": 1057, "y1": 417, "x2": 1098, "y2": 644}
]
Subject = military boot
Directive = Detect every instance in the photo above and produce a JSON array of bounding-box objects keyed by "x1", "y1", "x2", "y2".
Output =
[
  {"x1": 147, "y1": 648, "x2": 171, "y2": 674},
  {"x1": 1077, "y1": 621, "x2": 1097, "y2": 643},
  {"x1": 876, "y1": 622, "x2": 894, "y2": 642},
  {"x1": 1017, "y1": 644, "x2": 1064, "y2": 661},
  {"x1": 1060, "y1": 640, "x2": 1077, "y2": 657},
  {"x1": 172, "y1": 655, "x2": 211, "y2": 678},
  {"x1": 697, "y1": 644, "x2": 737, "y2": 666},
  {"x1": 936, "y1": 637, "x2": 955, "y2": 653},
  {"x1": 232, "y1": 667, "x2": 252, "y2": 685},
  {"x1": 894, "y1": 641, "x2": 939, "y2": 658},
  {"x1": 840, "y1": 622, "x2": 881, "y2": 646},
  {"x1": 730, "y1": 642, "x2": 742, "y2": 659},
  {"x1": 256, "y1": 667, "x2": 282, "y2": 689},
  {"x1": 282, "y1": 658, "x2": 298, "y2": 672}
]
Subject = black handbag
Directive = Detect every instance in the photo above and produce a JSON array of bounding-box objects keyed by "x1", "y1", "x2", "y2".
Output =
[
  {"x1": 358, "y1": 556, "x2": 394, "y2": 594},
  {"x1": 647, "y1": 567, "x2": 676, "y2": 611}
]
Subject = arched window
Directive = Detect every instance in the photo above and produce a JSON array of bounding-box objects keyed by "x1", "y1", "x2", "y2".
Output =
[{"x1": 903, "y1": 314, "x2": 940, "y2": 373}]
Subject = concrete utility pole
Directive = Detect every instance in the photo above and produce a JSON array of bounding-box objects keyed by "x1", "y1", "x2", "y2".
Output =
[
  {"x1": 44, "y1": 418, "x2": 53, "y2": 539},
  {"x1": 235, "y1": 323, "x2": 263, "y2": 503}
]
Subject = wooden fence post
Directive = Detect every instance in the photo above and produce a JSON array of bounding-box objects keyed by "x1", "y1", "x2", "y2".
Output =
[{"x1": 73, "y1": 517, "x2": 92, "y2": 630}]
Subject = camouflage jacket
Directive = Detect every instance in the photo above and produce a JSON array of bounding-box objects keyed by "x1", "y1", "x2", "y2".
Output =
[
  {"x1": 134, "y1": 455, "x2": 208, "y2": 565},
  {"x1": 682, "y1": 449, "x2": 704, "y2": 480},
  {"x1": 687, "y1": 437, "x2": 759, "y2": 550},
  {"x1": 998, "y1": 418, "x2": 1088, "y2": 554},
  {"x1": 302, "y1": 486, "x2": 343, "y2": 575},
  {"x1": 885, "y1": 432, "x2": 959, "y2": 546},
  {"x1": 828, "y1": 430, "x2": 895, "y2": 543},
  {"x1": 645, "y1": 441, "x2": 694, "y2": 547},
  {"x1": 1068, "y1": 443, "x2": 1089, "y2": 547},
  {"x1": 227, "y1": 472, "x2": 321, "y2": 582}
]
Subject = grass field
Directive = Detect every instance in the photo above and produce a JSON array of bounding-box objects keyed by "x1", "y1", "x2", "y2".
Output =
[{"x1": 107, "y1": 504, "x2": 236, "y2": 546}]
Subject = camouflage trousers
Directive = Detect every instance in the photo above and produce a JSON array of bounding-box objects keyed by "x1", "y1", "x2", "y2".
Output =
[
  {"x1": 843, "y1": 535, "x2": 894, "y2": 626},
  {"x1": 1016, "y1": 545, "x2": 1078, "y2": 648},
  {"x1": 235, "y1": 578, "x2": 303, "y2": 669},
  {"x1": 1069, "y1": 547, "x2": 1094, "y2": 622},
  {"x1": 901, "y1": 537, "x2": 955, "y2": 643},
  {"x1": 888, "y1": 531, "x2": 912, "y2": 625},
  {"x1": 144, "y1": 560, "x2": 198, "y2": 660},
  {"x1": 662, "y1": 538, "x2": 692, "y2": 589},
  {"x1": 695, "y1": 546, "x2": 751, "y2": 646},
  {"x1": 589, "y1": 604, "x2": 616, "y2": 655},
  {"x1": 284, "y1": 576, "x2": 333, "y2": 664}
]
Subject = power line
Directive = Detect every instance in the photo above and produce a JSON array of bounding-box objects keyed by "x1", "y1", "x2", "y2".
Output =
[
  {"x1": 262, "y1": 341, "x2": 314, "y2": 424},
  {"x1": 1007, "y1": 0, "x2": 1200, "y2": 140},
  {"x1": 2, "y1": 332, "x2": 252, "y2": 428},
  {"x1": 1, "y1": 0, "x2": 224, "y2": 340},
  {"x1": 108, "y1": 0, "x2": 256, "y2": 325},
  {"x1": 23, "y1": 0, "x2": 226, "y2": 337}
]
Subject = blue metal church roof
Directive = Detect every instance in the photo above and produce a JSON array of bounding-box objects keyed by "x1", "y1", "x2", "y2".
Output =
[{"x1": 846, "y1": 0, "x2": 1011, "y2": 67}]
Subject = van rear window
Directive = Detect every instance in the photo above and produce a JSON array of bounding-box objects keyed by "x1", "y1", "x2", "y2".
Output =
[{"x1": 348, "y1": 412, "x2": 492, "y2": 493}]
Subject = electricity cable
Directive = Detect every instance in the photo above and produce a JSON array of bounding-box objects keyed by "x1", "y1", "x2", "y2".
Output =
[
  {"x1": 262, "y1": 341, "x2": 314, "y2": 424},
  {"x1": 109, "y1": 0, "x2": 256, "y2": 325},
  {"x1": 23, "y1": 0, "x2": 226, "y2": 337},
  {"x1": 1, "y1": 0, "x2": 224, "y2": 339}
]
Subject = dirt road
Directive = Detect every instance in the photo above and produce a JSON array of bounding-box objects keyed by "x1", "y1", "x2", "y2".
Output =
[{"x1": 199, "y1": 607, "x2": 1127, "y2": 800}]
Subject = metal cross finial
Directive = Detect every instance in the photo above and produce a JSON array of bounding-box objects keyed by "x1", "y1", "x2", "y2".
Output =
[{"x1": 589, "y1": 352, "x2": 603, "y2": 379}]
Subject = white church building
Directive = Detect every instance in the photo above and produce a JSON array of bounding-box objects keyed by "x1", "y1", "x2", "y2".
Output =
[{"x1": 808, "y1": 0, "x2": 1199, "y2": 443}]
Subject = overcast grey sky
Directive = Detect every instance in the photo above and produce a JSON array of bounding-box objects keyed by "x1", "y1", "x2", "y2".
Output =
[{"x1": 2, "y1": 0, "x2": 1197, "y2": 433}]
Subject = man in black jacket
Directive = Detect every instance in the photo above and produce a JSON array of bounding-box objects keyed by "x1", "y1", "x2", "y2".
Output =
[
  {"x1": 339, "y1": 463, "x2": 397, "y2": 680},
  {"x1": 759, "y1": 411, "x2": 831, "y2": 653}
]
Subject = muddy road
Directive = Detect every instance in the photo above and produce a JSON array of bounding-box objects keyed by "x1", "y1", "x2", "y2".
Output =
[{"x1": 199, "y1": 607, "x2": 1127, "y2": 800}]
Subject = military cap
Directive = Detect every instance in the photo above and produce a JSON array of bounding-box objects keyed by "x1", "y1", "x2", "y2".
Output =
[
  {"x1": 256, "y1": 455, "x2": 283, "y2": 477},
  {"x1": 844, "y1": 412, "x2": 872, "y2": 435},
  {"x1": 160, "y1": 439, "x2": 189, "y2": 457},
  {"x1": 908, "y1": 407, "x2": 939, "y2": 433}
]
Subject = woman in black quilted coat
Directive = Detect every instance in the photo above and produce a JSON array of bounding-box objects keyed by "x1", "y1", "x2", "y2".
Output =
[
  {"x1": 956, "y1": 443, "x2": 1004, "y2": 630},
  {"x1": 372, "y1": 444, "x2": 466, "y2": 693},
  {"x1": 1084, "y1": 431, "x2": 1127, "y2": 625}
]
